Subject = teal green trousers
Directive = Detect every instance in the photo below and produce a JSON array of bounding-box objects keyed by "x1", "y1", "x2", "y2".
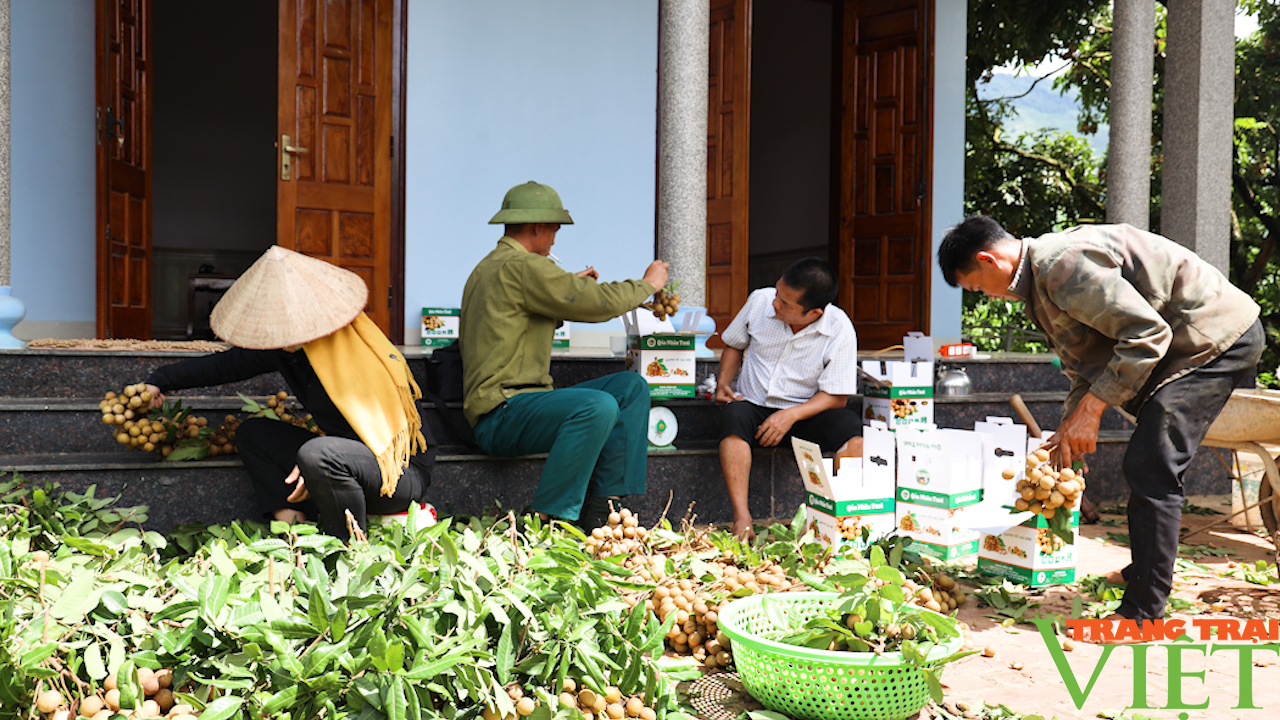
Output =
[{"x1": 472, "y1": 372, "x2": 650, "y2": 520}]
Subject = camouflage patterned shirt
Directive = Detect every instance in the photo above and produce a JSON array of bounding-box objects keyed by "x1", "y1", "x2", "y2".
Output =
[{"x1": 1008, "y1": 224, "x2": 1259, "y2": 417}]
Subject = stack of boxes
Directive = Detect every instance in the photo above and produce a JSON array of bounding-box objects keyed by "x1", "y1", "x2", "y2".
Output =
[
  {"x1": 893, "y1": 426, "x2": 985, "y2": 560},
  {"x1": 860, "y1": 332, "x2": 934, "y2": 429},
  {"x1": 793, "y1": 422, "x2": 896, "y2": 555}
]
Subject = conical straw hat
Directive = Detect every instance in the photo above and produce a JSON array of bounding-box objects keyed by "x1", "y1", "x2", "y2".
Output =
[{"x1": 210, "y1": 246, "x2": 369, "y2": 349}]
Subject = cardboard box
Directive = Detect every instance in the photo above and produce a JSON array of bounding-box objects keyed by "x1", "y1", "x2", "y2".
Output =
[
  {"x1": 421, "y1": 307, "x2": 460, "y2": 347},
  {"x1": 893, "y1": 424, "x2": 985, "y2": 561},
  {"x1": 553, "y1": 324, "x2": 571, "y2": 349},
  {"x1": 793, "y1": 433, "x2": 896, "y2": 554},
  {"x1": 895, "y1": 426, "x2": 985, "y2": 507},
  {"x1": 894, "y1": 502, "x2": 981, "y2": 560},
  {"x1": 622, "y1": 310, "x2": 696, "y2": 398},
  {"x1": 860, "y1": 333, "x2": 935, "y2": 428},
  {"x1": 973, "y1": 417, "x2": 1029, "y2": 510},
  {"x1": 978, "y1": 511, "x2": 1080, "y2": 585}
]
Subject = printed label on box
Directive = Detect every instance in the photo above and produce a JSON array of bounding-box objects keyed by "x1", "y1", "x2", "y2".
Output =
[
  {"x1": 978, "y1": 524, "x2": 1079, "y2": 586},
  {"x1": 421, "y1": 308, "x2": 460, "y2": 347},
  {"x1": 806, "y1": 505, "x2": 895, "y2": 554},
  {"x1": 627, "y1": 333, "x2": 696, "y2": 398},
  {"x1": 862, "y1": 396, "x2": 934, "y2": 428},
  {"x1": 895, "y1": 501, "x2": 980, "y2": 560},
  {"x1": 897, "y1": 487, "x2": 983, "y2": 509},
  {"x1": 553, "y1": 324, "x2": 570, "y2": 349}
]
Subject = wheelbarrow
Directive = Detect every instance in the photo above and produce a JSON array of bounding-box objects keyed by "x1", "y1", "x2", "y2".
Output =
[{"x1": 1185, "y1": 389, "x2": 1280, "y2": 540}]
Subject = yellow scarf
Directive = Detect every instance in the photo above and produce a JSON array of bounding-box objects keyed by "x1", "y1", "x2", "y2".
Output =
[{"x1": 305, "y1": 313, "x2": 428, "y2": 497}]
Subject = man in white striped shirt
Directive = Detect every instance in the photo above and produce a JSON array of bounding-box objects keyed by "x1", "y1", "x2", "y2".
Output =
[{"x1": 716, "y1": 258, "x2": 863, "y2": 539}]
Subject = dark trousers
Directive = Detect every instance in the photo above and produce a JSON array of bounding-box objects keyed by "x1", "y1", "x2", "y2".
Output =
[
  {"x1": 236, "y1": 417, "x2": 429, "y2": 540},
  {"x1": 719, "y1": 400, "x2": 863, "y2": 452},
  {"x1": 472, "y1": 373, "x2": 650, "y2": 521},
  {"x1": 1118, "y1": 320, "x2": 1263, "y2": 620}
]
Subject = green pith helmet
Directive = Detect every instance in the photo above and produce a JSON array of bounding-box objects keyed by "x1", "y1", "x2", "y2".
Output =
[{"x1": 488, "y1": 181, "x2": 575, "y2": 225}]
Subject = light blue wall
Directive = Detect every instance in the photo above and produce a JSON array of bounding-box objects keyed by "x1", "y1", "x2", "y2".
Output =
[
  {"x1": 10, "y1": 0, "x2": 97, "y2": 333},
  {"x1": 929, "y1": 0, "x2": 966, "y2": 343},
  {"x1": 403, "y1": 0, "x2": 659, "y2": 343}
]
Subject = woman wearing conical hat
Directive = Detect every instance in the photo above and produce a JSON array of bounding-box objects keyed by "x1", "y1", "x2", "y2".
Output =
[{"x1": 141, "y1": 246, "x2": 435, "y2": 540}]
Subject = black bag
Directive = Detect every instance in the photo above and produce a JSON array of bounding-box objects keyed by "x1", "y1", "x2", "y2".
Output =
[
  {"x1": 424, "y1": 341, "x2": 476, "y2": 447},
  {"x1": 427, "y1": 340, "x2": 465, "y2": 402}
]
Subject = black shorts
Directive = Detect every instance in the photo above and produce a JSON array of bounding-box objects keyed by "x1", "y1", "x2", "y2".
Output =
[{"x1": 719, "y1": 400, "x2": 863, "y2": 451}]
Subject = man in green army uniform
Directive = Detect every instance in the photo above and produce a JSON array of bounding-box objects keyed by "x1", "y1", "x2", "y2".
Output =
[
  {"x1": 938, "y1": 216, "x2": 1261, "y2": 636},
  {"x1": 461, "y1": 181, "x2": 669, "y2": 528}
]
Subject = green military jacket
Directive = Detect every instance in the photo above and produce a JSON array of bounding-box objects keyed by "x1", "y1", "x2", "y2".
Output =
[
  {"x1": 1009, "y1": 224, "x2": 1259, "y2": 417},
  {"x1": 460, "y1": 237, "x2": 655, "y2": 425}
]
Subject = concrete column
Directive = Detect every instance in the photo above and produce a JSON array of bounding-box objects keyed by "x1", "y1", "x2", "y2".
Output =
[
  {"x1": 656, "y1": 0, "x2": 709, "y2": 306},
  {"x1": 0, "y1": 0, "x2": 23, "y2": 350},
  {"x1": 1107, "y1": 0, "x2": 1155, "y2": 230},
  {"x1": 1160, "y1": 0, "x2": 1236, "y2": 273}
]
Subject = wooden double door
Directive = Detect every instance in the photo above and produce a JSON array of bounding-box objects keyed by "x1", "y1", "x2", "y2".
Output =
[
  {"x1": 96, "y1": 0, "x2": 403, "y2": 340},
  {"x1": 707, "y1": 0, "x2": 933, "y2": 350}
]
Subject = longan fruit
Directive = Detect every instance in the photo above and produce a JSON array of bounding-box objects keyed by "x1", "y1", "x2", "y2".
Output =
[
  {"x1": 103, "y1": 673, "x2": 118, "y2": 691},
  {"x1": 140, "y1": 699, "x2": 160, "y2": 717},
  {"x1": 1001, "y1": 467, "x2": 1016, "y2": 480},
  {"x1": 625, "y1": 697, "x2": 644, "y2": 717},
  {"x1": 559, "y1": 692, "x2": 577, "y2": 708},
  {"x1": 36, "y1": 690, "x2": 64, "y2": 713},
  {"x1": 153, "y1": 688, "x2": 174, "y2": 712},
  {"x1": 104, "y1": 689, "x2": 121, "y2": 712},
  {"x1": 79, "y1": 696, "x2": 105, "y2": 717},
  {"x1": 515, "y1": 697, "x2": 536, "y2": 716}
]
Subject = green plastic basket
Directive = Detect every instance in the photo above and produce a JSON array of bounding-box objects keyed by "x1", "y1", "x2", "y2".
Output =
[{"x1": 717, "y1": 592, "x2": 963, "y2": 720}]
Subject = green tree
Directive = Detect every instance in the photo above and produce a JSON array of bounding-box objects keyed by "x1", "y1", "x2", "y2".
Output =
[{"x1": 964, "y1": 0, "x2": 1280, "y2": 380}]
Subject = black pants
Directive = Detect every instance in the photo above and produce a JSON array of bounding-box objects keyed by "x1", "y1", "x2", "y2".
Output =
[
  {"x1": 236, "y1": 417, "x2": 429, "y2": 540},
  {"x1": 719, "y1": 400, "x2": 863, "y2": 451},
  {"x1": 1118, "y1": 320, "x2": 1263, "y2": 620}
]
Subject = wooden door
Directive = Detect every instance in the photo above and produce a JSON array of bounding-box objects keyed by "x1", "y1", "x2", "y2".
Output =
[
  {"x1": 706, "y1": 0, "x2": 751, "y2": 347},
  {"x1": 278, "y1": 0, "x2": 394, "y2": 336},
  {"x1": 96, "y1": 0, "x2": 153, "y2": 339},
  {"x1": 839, "y1": 0, "x2": 931, "y2": 350}
]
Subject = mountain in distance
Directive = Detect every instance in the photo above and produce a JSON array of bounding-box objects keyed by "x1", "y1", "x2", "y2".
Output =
[{"x1": 977, "y1": 71, "x2": 1109, "y2": 154}]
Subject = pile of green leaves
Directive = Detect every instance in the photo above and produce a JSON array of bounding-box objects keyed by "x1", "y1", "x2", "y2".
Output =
[
  {"x1": 0, "y1": 474, "x2": 694, "y2": 720},
  {"x1": 776, "y1": 545, "x2": 975, "y2": 703}
]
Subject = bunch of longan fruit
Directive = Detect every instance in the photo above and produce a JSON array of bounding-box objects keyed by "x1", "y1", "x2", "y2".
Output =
[
  {"x1": 641, "y1": 280, "x2": 681, "y2": 321},
  {"x1": 555, "y1": 681, "x2": 657, "y2": 720},
  {"x1": 101, "y1": 384, "x2": 208, "y2": 458},
  {"x1": 37, "y1": 666, "x2": 195, "y2": 720},
  {"x1": 912, "y1": 566, "x2": 967, "y2": 613},
  {"x1": 1007, "y1": 446, "x2": 1085, "y2": 519}
]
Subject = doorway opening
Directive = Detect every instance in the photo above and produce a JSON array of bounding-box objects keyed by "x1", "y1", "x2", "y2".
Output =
[
  {"x1": 747, "y1": 0, "x2": 837, "y2": 294},
  {"x1": 150, "y1": 1, "x2": 277, "y2": 340}
]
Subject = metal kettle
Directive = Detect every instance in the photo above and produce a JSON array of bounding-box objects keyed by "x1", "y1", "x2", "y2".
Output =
[{"x1": 936, "y1": 365, "x2": 974, "y2": 397}]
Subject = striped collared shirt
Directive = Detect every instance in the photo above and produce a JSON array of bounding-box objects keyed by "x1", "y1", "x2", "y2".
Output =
[{"x1": 721, "y1": 288, "x2": 860, "y2": 408}]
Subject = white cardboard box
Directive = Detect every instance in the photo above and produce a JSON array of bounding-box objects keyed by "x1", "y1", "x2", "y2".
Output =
[
  {"x1": 860, "y1": 333, "x2": 935, "y2": 429},
  {"x1": 792, "y1": 434, "x2": 896, "y2": 554},
  {"x1": 973, "y1": 417, "x2": 1029, "y2": 510},
  {"x1": 894, "y1": 425, "x2": 985, "y2": 507},
  {"x1": 894, "y1": 502, "x2": 981, "y2": 560},
  {"x1": 978, "y1": 512, "x2": 1080, "y2": 586}
]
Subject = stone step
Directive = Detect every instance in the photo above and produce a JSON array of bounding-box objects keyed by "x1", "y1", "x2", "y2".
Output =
[
  {"x1": 0, "y1": 349, "x2": 718, "y2": 400},
  {"x1": 0, "y1": 443, "x2": 803, "y2": 535},
  {"x1": 0, "y1": 429, "x2": 1232, "y2": 535},
  {"x1": 0, "y1": 396, "x2": 727, "y2": 454}
]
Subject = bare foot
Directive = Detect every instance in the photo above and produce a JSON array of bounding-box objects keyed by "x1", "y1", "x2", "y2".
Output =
[
  {"x1": 730, "y1": 519, "x2": 756, "y2": 542},
  {"x1": 274, "y1": 508, "x2": 306, "y2": 524}
]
